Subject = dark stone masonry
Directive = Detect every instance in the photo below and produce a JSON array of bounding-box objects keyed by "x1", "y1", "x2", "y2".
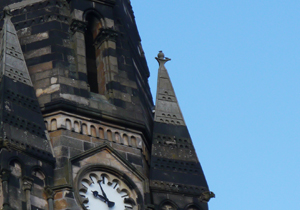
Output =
[{"x1": 0, "y1": 0, "x2": 214, "y2": 209}]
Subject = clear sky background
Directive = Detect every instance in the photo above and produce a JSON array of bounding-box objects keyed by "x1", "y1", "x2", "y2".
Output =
[{"x1": 131, "y1": 1, "x2": 300, "y2": 209}]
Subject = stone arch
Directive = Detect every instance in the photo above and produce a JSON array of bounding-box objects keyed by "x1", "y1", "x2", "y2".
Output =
[
  {"x1": 107, "y1": 130, "x2": 112, "y2": 141},
  {"x1": 65, "y1": 118, "x2": 72, "y2": 130},
  {"x1": 159, "y1": 200, "x2": 178, "y2": 210},
  {"x1": 90, "y1": 125, "x2": 97, "y2": 137},
  {"x1": 82, "y1": 123, "x2": 88, "y2": 135},
  {"x1": 83, "y1": 10, "x2": 106, "y2": 94},
  {"x1": 9, "y1": 159, "x2": 22, "y2": 177},
  {"x1": 130, "y1": 136, "x2": 137, "y2": 147},
  {"x1": 44, "y1": 121, "x2": 48, "y2": 131},
  {"x1": 74, "y1": 121, "x2": 80, "y2": 133},
  {"x1": 123, "y1": 134, "x2": 129, "y2": 146},
  {"x1": 114, "y1": 132, "x2": 120, "y2": 143},
  {"x1": 50, "y1": 118, "x2": 57, "y2": 131},
  {"x1": 83, "y1": 9, "x2": 106, "y2": 28},
  {"x1": 185, "y1": 204, "x2": 202, "y2": 210},
  {"x1": 32, "y1": 168, "x2": 45, "y2": 180},
  {"x1": 99, "y1": 127, "x2": 104, "y2": 139}
]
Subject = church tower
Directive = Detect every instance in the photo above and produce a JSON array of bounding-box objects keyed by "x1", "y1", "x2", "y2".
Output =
[{"x1": 0, "y1": 0, "x2": 213, "y2": 210}]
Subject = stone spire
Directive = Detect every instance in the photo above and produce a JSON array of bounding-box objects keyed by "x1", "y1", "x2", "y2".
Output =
[
  {"x1": 154, "y1": 51, "x2": 186, "y2": 126},
  {"x1": 0, "y1": 10, "x2": 54, "y2": 160},
  {"x1": 149, "y1": 51, "x2": 213, "y2": 210},
  {"x1": 0, "y1": 9, "x2": 33, "y2": 86}
]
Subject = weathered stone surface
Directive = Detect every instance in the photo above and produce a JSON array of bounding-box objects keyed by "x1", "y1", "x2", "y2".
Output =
[
  {"x1": 20, "y1": 32, "x2": 49, "y2": 45},
  {"x1": 24, "y1": 46, "x2": 51, "y2": 59},
  {"x1": 0, "y1": 0, "x2": 211, "y2": 209},
  {"x1": 36, "y1": 84, "x2": 60, "y2": 97}
]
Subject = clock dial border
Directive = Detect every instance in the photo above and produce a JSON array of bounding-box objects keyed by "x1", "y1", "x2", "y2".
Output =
[{"x1": 74, "y1": 165, "x2": 143, "y2": 210}]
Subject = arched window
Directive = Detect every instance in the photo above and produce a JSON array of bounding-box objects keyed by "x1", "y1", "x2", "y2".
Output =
[
  {"x1": 9, "y1": 160, "x2": 22, "y2": 177},
  {"x1": 32, "y1": 169, "x2": 45, "y2": 180},
  {"x1": 84, "y1": 13, "x2": 103, "y2": 93}
]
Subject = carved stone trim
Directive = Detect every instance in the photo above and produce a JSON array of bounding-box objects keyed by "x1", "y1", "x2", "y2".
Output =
[{"x1": 150, "y1": 180, "x2": 208, "y2": 196}]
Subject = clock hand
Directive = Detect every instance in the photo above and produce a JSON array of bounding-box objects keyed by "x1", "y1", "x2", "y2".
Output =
[
  {"x1": 92, "y1": 191, "x2": 107, "y2": 203},
  {"x1": 98, "y1": 180, "x2": 115, "y2": 207}
]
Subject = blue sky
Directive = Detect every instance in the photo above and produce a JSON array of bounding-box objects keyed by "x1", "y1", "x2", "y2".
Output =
[{"x1": 131, "y1": 1, "x2": 300, "y2": 209}]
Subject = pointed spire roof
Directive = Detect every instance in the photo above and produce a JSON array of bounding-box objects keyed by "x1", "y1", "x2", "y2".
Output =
[
  {"x1": 0, "y1": 11, "x2": 54, "y2": 162},
  {"x1": 0, "y1": 10, "x2": 33, "y2": 86},
  {"x1": 149, "y1": 51, "x2": 213, "y2": 208},
  {"x1": 154, "y1": 51, "x2": 185, "y2": 126}
]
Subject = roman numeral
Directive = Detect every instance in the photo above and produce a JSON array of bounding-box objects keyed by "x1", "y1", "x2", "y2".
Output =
[
  {"x1": 89, "y1": 175, "x2": 94, "y2": 184},
  {"x1": 113, "y1": 182, "x2": 118, "y2": 189}
]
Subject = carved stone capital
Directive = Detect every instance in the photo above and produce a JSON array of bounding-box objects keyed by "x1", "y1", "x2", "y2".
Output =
[
  {"x1": 94, "y1": 28, "x2": 118, "y2": 47},
  {"x1": 0, "y1": 169, "x2": 11, "y2": 182},
  {"x1": 44, "y1": 186, "x2": 55, "y2": 200},
  {"x1": 22, "y1": 176, "x2": 33, "y2": 191},
  {"x1": 70, "y1": 19, "x2": 88, "y2": 33}
]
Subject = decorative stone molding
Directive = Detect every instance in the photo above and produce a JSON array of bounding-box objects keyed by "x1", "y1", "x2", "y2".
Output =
[
  {"x1": 150, "y1": 180, "x2": 208, "y2": 196},
  {"x1": 44, "y1": 112, "x2": 143, "y2": 149}
]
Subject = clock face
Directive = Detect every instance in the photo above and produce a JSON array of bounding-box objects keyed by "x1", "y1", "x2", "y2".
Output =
[{"x1": 78, "y1": 171, "x2": 137, "y2": 210}]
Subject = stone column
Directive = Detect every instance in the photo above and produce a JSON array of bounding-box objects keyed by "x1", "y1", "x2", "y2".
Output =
[
  {"x1": 70, "y1": 19, "x2": 88, "y2": 83},
  {"x1": 1, "y1": 169, "x2": 12, "y2": 210},
  {"x1": 22, "y1": 177, "x2": 33, "y2": 210},
  {"x1": 44, "y1": 186, "x2": 54, "y2": 210},
  {"x1": 94, "y1": 28, "x2": 118, "y2": 98}
]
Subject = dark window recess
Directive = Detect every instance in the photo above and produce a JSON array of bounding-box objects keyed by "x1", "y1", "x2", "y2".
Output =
[{"x1": 84, "y1": 14, "x2": 102, "y2": 93}]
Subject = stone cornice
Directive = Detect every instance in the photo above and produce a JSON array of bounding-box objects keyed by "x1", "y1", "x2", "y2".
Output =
[{"x1": 150, "y1": 180, "x2": 208, "y2": 197}]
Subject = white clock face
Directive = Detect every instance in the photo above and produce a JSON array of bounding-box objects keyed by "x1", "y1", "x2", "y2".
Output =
[{"x1": 78, "y1": 171, "x2": 137, "y2": 210}]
